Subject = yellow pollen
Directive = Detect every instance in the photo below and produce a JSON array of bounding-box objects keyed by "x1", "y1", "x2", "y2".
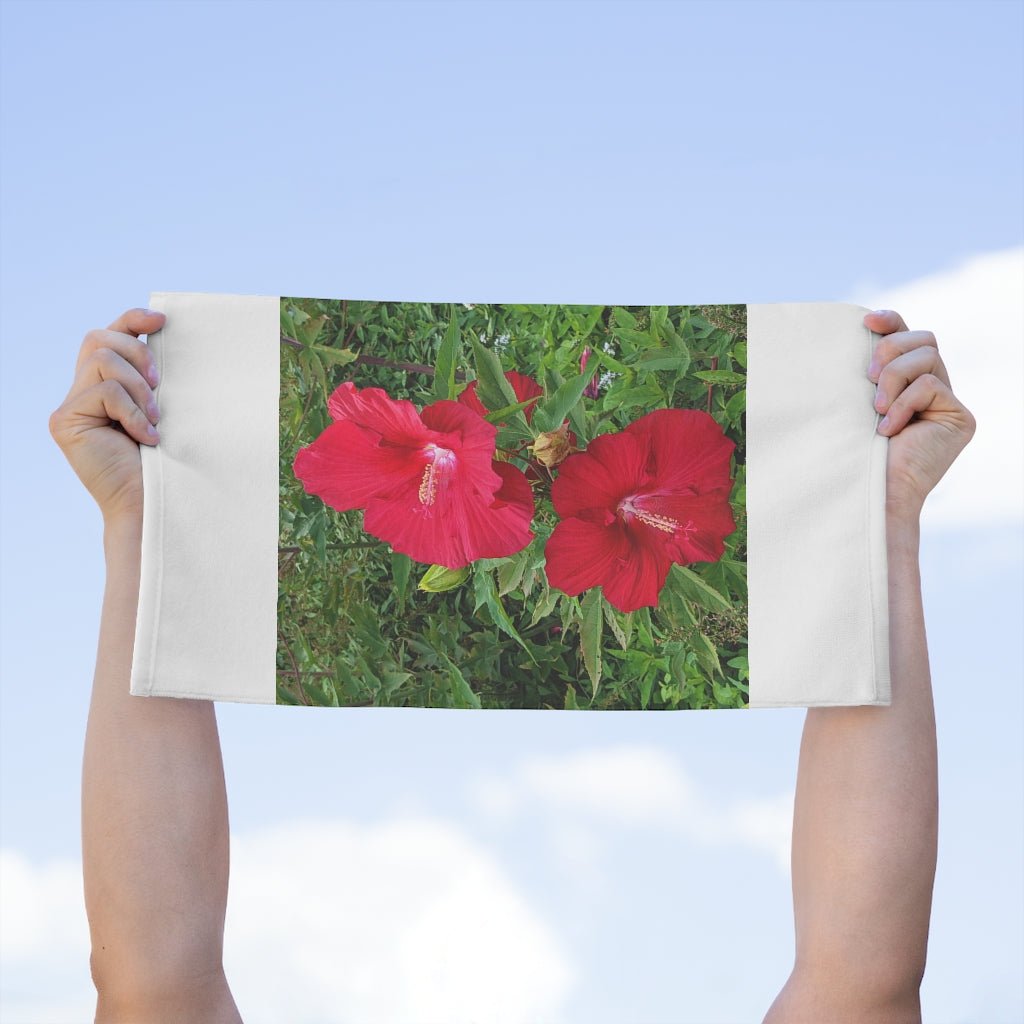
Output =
[
  {"x1": 418, "y1": 461, "x2": 439, "y2": 506},
  {"x1": 417, "y1": 445, "x2": 455, "y2": 507},
  {"x1": 632, "y1": 507, "x2": 680, "y2": 534}
]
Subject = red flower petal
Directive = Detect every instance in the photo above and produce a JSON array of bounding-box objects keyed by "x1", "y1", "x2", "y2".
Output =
[
  {"x1": 626, "y1": 408, "x2": 734, "y2": 496},
  {"x1": 420, "y1": 400, "x2": 503, "y2": 487},
  {"x1": 364, "y1": 459, "x2": 534, "y2": 568},
  {"x1": 550, "y1": 430, "x2": 650, "y2": 518},
  {"x1": 293, "y1": 419, "x2": 423, "y2": 510},
  {"x1": 328, "y1": 383, "x2": 430, "y2": 446},
  {"x1": 544, "y1": 516, "x2": 672, "y2": 613},
  {"x1": 600, "y1": 526, "x2": 675, "y2": 613},
  {"x1": 544, "y1": 516, "x2": 631, "y2": 597}
]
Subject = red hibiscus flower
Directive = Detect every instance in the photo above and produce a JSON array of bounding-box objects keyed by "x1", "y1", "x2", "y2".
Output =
[
  {"x1": 544, "y1": 408, "x2": 736, "y2": 613},
  {"x1": 294, "y1": 383, "x2": 534, "y2": 569},
  {"x1": 456, "y1": 370, "x2": 543, "y2": 421}
]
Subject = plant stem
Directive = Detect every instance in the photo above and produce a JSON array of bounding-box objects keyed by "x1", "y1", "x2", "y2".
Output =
[
  {"x1": 277, "y1": 630, "x2": 309, "y2": 705},
  {"x1": 278, "y1": 540, "x2": 383, "y2": 555}
]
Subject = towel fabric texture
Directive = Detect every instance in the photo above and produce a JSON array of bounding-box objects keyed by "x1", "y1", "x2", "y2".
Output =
[{"x1": 131, "y1": 293, "x2": 889, "y2": 708}]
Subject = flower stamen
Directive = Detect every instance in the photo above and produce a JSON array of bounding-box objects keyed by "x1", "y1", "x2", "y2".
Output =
[
  {"x1": 618, "y1": 496, "x2": 681, "y2": 534},
  {"x1": 418, "y1": 444, "x2": 456, "y2": 507}
]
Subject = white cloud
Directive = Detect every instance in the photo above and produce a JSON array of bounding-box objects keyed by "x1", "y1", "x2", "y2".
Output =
[
  {"x1": 848, "y1": 246, "x2": 1024, "y2": 530},
  {"x1": 0, "y1": 820, "x2": 574, "y2": 1024},
  {"x1": 470, "y1": 745, "x2": 793, "y2": 874},
  {"x1": 225, "y1": 817, "x2": 574, "y2": 1024},
  {"x1": 0, "y1": 850, "x2": 94, "y2": 1023}
]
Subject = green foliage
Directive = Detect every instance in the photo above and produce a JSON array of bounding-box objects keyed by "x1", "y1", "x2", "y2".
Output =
[{"x1": 277, "y1": 299, "x2": 748, "y2": 710}]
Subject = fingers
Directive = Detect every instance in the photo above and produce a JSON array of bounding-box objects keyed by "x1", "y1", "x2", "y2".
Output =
[
  {"x1": 864, "y1": 309, "x2": 909, "y2": 336},
  {"x1": 56, "y1": 378, "x2": 162, "y2": 448},
  {"x1": 872, "y1": 344, "x2": 951, "y2": 423},
  {"x1": 875, "y1": 371, "x2": 976, "y2": 441},
  {"x1": 53, "y1": 310, "x2": 166, "y2": 451},
  {"x1": 107, "y1": 307, "x2": 166, "y2": 339},
  {"x1": 71, "y1": 346, "x2": 161, "y2": 426},
  {"x1": 866, "y1": 328, "x2": 948, "y2": 385},
  {"x1": 49, "y1": 368, "x2": 160, "y2": 449},
  {"x1": 76, "y1": 308, "x2": 164, "y2": 386},
  {"x1": 862, "y1": 309, "x2": 962, "y2": 435}
]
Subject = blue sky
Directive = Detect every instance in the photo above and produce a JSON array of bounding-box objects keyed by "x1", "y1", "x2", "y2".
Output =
[{"x1": 1, "y1": 1, "x2": 1022, "y2": 1021}]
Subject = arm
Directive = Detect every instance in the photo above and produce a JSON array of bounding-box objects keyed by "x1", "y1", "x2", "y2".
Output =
[
  {"x1": 50, "y1": 309, "x2": 242, "y2": 1023},
  {"x1": 764, "y1": 310, "x2": 975, "y2": 1023}
]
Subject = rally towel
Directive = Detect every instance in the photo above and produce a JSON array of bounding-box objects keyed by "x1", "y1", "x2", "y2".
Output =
[{"x1": 130, "y1": 294, "x2": 889, "y2": 710}]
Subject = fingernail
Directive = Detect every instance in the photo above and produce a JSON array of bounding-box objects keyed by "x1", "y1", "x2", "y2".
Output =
[
  {"x1": 878, "y1": 415, "x2": 890, "y2": 433},
  {"x1": 143, "y1": 308, "x2": 162, "y2": 317},
  {"x1": 872, "y1": 309, "x2": 888, "y2": 317},
  {"x1": 867, "y1": 358, "x2": 881, "y2": 379},
  {"x1": 874, "y1": 388, "x2": 887, "y2": 410},
  {"x1": 147, "y1": 365, "x2": 160, "y2": 386},
  {"x1": 146, "y1": 423, "x2": 160, "y2": 440},
  {"x1": 146, "y1": 400, "x2": 160, "y2": 423}
]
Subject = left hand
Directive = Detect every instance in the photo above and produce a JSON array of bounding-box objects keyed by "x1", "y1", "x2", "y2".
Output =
[{"x1": 863, "y1": 310, "x2": 975, "y2": 525}]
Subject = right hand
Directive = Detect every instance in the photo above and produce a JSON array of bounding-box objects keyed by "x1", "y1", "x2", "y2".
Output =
[{"x1": 49, "y1": 308, "x2": 165, "y2": 525}]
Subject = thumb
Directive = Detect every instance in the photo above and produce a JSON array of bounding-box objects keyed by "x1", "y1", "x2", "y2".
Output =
[{"x1": 106, "y1": 307, "x2": 166, "y2": 338}]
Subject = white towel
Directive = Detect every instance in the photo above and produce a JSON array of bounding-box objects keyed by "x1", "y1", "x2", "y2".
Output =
[{"x1": 131, "y1": 294, "x2": 889, "y2": 709}]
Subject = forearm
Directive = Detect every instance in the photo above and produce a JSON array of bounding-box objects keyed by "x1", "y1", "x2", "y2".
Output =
[
  {"x1": 83, "y1": 517, "x2": 233, "y2": 1002},
  {"x1": 787, "y1": 515, "x2": 937, "y2": 1005}
]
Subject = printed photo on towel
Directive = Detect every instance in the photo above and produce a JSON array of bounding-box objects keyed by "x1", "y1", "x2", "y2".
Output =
[{"x1": 278, "y1": 300, "x2": 748, "y2": 709}]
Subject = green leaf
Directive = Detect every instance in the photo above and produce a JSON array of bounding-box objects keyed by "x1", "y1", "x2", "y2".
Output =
[
  {"x1": 441, "y1": 653, "x2": 481, "y2": 709},
  {"x1": 712, "y1": 678, "x2": 740, "y2": 707},
  {"x1": 311, "y1": 344, "x2": 358, "y2": 367},
  {"x1": 613, "y1": 307, "x2": 638, "y2": 329},
  {"x1": 564, "y1": 685, "x2": 580, "y2": 710},
  {"x1": 530, "y1": 353, "x2": 601, "y2": 433},
  {"x1": 276, "y1": 682, "x2": 303, "y2": 705},
  {"x1": 482, "y1": 398, "x2": 537, "y2": 425},
  {"x1": 691, "y1": 369, "x2": 746, "y2": 386},
  {"x1": 312, "y1": 512, "x2": 328, "y2": 568},
  {"x1": 604, "y1": 599, "x2": 632, "y2": 651},
  {"x1": 615, "y1": 327, "x2": 656, "y2": 349},
  {"x1": 333, "y1": 657, "x2": 361, "y2": 698},
  {"x1": 667, "y1": 564, "x2": 733, "y2": 613},
  {"x1": 724, "y1": 389, "x2": 746, "y2": 423},
  {"x1": 543, "y1": 365, "x2": 589, "y2": 441},
  {"x1": 391, "y1": 551, "x2": 412, "y2": 612},
  {"x1": 468, "y1": 334, "x2": 524, "y2": 425},
  {"x1": 638, "y1": 350, "x2": 688, "y2": 372},
  {"x1": 320, "y1": 676, "x2": 341, "y2": 707},
  {"x1": 529, "y1": 585, "x2": 560, "y2": 626},
  {"x1": 694, "y1": 632, "x2": 722, "y2": 677},
  {"x1": 353, "y1": 653, "x2": 382, "y2": 692},
  {"x1": 280, "y1": 306, "x2": 307, "y2": 339},
  {"x1": 604, "y1": 384, "x2": 663, "y2": 411},
  {"x1": 497, "y1": 549, "x2": 529, "y2": 596},
  {"x1": 580, "y1": 588, "x2": 603, "y2": 698},
  {"x1": 638, "y1": 670, "x2": 655, "y2": 710},
  {"x1": 433, "y1": 313, "x2": 462, "y2": 402},
  {"x1": 473, "y1": 567, "x2": 536, "y2": 663}
]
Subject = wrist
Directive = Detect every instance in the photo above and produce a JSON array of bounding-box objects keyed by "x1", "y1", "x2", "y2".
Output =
[
  {"x1": 102, "y1": 514, "x2": 143, "y2": 562},
  {"x1": 885, "y1": 505, "x2": 921, "y2": 558}
]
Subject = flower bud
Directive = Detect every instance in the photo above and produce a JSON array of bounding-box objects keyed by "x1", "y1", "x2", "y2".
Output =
[
  {"x1": 581, "y1": 347, "x2": 601, "y2": 399},
  {"x1": 418, "y1": 563, "x2": 472, "y2": 592},
  {"x1": 530, "y1": 422, "x2": 575, "y2": 469}
]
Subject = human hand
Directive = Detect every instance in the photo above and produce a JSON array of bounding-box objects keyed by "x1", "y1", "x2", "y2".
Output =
[
  {"x1": 49, "y1": 308, "x2": 164, "y2": 526},
  {"x1": 864, "y1": 310, "x2": 975, "y2": 526}
]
